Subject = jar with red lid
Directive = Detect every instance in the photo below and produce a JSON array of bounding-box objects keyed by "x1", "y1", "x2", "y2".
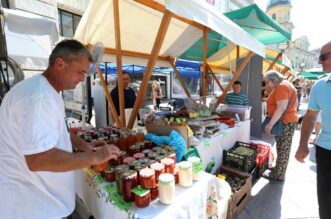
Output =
[
  {"x1": 122, "y1": 170, "x2": 138, "y2": 202},
  {"x1": 150, "y1": 162, "x2": 165, "y2": 183},
  {"x1": 139, "y1": 168, "x2": 156, "y2": 189},
  {"x1": 161, "y1": 158, "x2": 175, "y2": 174},
  {"x1": 114, "y1": 165, "x2": 129, "y2": 194},
  {"x1": 134, "y1": 189, "x2": 151, "y2": 208}
]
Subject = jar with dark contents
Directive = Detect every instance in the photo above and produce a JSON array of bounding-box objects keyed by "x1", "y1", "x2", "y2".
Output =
[
  {"x1": 148, "y1": 152, "x2": 159, "y2": 160},
  {"x1": 142, "y1": 149, "x2": 153, "y2": 157},
  {"x1": 103, "y1": 166, "x2": 115, "y2": 182},
  {"x1": 155, "y1": 155, "x2": 166, "y2": 162},
  {"x1": 114, "y1": 165, "x2": 129, "y2": 194},
  {"x1": 134, "y1": 165, "x2": 145, "y2": 185},
  {"x1": 150, "y1": 162, "x2": 165, "y2": 183},
  {"x1": 139, "y1": 168, "x2": 156, "y2": 189},
  {"x1": 122, "y1": 170, "x2": 138, "y2": 202},
  {"x1": 126, "y1": 131, "x2": 135, "y2": 149},
  {"x1": 138, "y1": 157, "x2": 150, "y2": 166},
  {"x1": 128, "y1": 159, "x2": 140, "y2": 170},
  {"x1": 136, "y1": 129, "x2": 145, "y2": 142},
  {"x1": 143, "y1": 140, "x2": 153, "y2": 149},
  {"x1": 173, "y1": 166, "x2": 179, "y2": 184},
  {"x1": 134, "y1": 189, "x2": 151, "y2": 208},
  {"x1": 118, "y1": 151, "x2": 128, "y2": 165},
  {"x1": 123, "y1": 156, "x2": 135, "y2": 166},
  {"x1": 152, "y1": 147, "x2": 163, "y2": 154},
  {"x1": 158, "y1": 149, "x2": 168, "y2": 156},
  {"x1": 129, "y1": 144, "x2": 140, "y2": 156},
  {"x1": 161, "y1": 158, "x2": 175, "y2": 174}
]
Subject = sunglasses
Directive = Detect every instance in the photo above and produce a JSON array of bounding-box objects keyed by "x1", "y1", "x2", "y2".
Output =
[{"x1": 319, "y1": 52, "x2": 331, "y2": 61}]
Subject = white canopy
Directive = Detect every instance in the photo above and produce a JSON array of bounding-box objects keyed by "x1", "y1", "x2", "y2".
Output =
[
  {"x1": 74, "y1": 0, "x2": 265, "y2": 67},
  {"x1": 3, "y1": 8, "x2": 58, "y2": 71}
]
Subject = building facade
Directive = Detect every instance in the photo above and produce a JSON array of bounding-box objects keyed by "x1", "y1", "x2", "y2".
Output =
[{"x1": 265, "y1": 0, "x2": 320, "y2": 72}]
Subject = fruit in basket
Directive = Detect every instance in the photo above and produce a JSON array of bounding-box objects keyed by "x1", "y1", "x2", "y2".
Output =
[{"x1": 233, "y1": 146, "x2": 254, "y2": 156}]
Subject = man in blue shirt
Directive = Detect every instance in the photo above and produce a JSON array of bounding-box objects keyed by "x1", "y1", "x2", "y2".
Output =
[
  {"x1": 296, "y1": 41, "x2": 331, "y2": 219},
  {"x1": 224, "y1": 80, "x2": 249, "y2": 106}
]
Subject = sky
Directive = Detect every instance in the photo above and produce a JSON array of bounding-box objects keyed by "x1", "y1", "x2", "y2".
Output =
[{"x1": 253, "y1": 0, "x2": 331, "y2": 50}]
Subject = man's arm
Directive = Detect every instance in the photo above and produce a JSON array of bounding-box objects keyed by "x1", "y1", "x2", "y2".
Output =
[
  {"x1": 264, "y1": 99, "x2": 287, "y2": 134},
  {"x1": 295, "y1": 110, "x2": 319, "y2": 163},
  {"x1": 25, "y1": 144, "x2": 119, "y2": 172}
]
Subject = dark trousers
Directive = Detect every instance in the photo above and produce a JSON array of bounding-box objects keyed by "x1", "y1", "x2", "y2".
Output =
[{"x1": 316, "y1": 145, "x2": 331, "y2": 219}]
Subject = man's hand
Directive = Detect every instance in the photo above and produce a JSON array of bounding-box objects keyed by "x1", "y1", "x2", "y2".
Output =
[
  {"x1": 295, "y1": 144, "x2": 309, "y2": 163},
  {"x1": 78, "y1": 140, "x2": 107, "y2": 152},
  {"x1": 92, "y1": 144, "x2": 120, "y2": 165}
]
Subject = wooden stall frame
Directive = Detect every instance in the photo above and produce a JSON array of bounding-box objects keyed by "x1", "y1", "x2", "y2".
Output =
[
  {"x1": 168, "y1": 58, "x2": 191, "y2": 97},
  {"x1": 207, "y1": 64, "x2": 224, "y2": 92},
  {"x1": 266, "y1": 52, "x2": 282, "y2": 71}
]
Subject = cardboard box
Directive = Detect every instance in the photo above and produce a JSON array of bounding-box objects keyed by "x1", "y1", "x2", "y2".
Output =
[
  {"x1": 216, "y1": 166, "x2": 252, "y2": 219},
  {"x1": 145, "y1": 123, "x2": 189, "y2": 148}
]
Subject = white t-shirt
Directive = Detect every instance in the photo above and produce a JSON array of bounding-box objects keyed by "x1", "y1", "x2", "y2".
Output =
[{"x1": 0, "y1": 75, "x2": 75, "y2": 219}]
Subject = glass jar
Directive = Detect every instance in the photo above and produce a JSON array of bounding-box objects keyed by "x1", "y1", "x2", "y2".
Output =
[
  {"x1": 129, "y1": 144, "x2": 140, "y2": 156},
  {"x1": 178, "y1": 161, "x2": 193, "y2": 187},
  {"x1": 148, "y1": 152, "x2": 159, "y2": 160},
  {"x1": 122, "y1": 170, "x2": 138, "y2": 202},
  {"x1": 161, "y1": 158, "x2": 175, "y2": 174},
  {"x1": 109, "y1": 134, "x2": 119, "y2": 145},
  {"x1": 133, "y1": 152, "x2": 145, "y2": 159},
  {"x1": 102, "y1": 166, "x2": 115, "y2": 182},
  {"x1": 134, "y1": 190, "x2": 151, "y2": 208},
  {"x1": 150, "y1": 186, "x2": 159, "y2": 200},
  {"x1": 150, "y1": 162, "x2": 165, "y2": 183},
  {"x1": 155, "y1": 155, "x2": 166, "y2": 162},
  {"x1": 187, "y1": 156, "x2": 202, "y2": 181},
  {"x1": 118, "y1": 151, "x2": 128, "y2": 165},
  {"x1": 139, "y1": 168, "x2": 156, "y2": 189},
  {"x1": 118, "y1": 132, "x2": 127, "y2": 152},
  {"x1": 142, "y1": 149, "x2": 153, "y2": 157},
  {"x1": 129, "y1": 159, "x2": 140, "y2": 170},
  {"x1": 91, "y1": 161, "x2": 109, "y2": 173},
  {"x1": 136, "y1": 129, "x2": 145, "y2": 142},
  {"x1": 158, "y1": 173, "x2": 175, "y2": 204},
  {"x1": 114, "y1": 165, "x2": 129, "y2": 194},
  {"x1": 123, "y1": 156, "x2": 135, "y2": 166},
  {"x1": 143, "y1": 140, "x2": 153, "y2": 149},
  {"x1": 126, "y1": 131, "x2": 135, "y2": 149}
]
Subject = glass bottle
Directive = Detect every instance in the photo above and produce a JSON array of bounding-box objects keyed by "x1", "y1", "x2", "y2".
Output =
[{"x1": 158, "y1": 173, "x2": 175, "y2": 204}]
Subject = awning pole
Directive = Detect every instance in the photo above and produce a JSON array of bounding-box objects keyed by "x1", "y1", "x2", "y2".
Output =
[
  {"x1": 207, "y1": 64, "x2": 224, "y2": 92},
  {"x1": 202, "y1": 27, "x2": 208, "y2": 97},
  {"x1": 169, "y1": 59, "x2": 191, "y2": 97},
  {"x1": 266, "y1": 52, "x2": 282, "y2": 71}
]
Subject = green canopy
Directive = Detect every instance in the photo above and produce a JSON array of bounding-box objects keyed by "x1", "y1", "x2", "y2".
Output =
[
  {"x1": 297, "y1": 69, "x2": 325, "y2": 80},
  {"x1": 179, "y1": 4, "x2": 291, "y2": 61}
]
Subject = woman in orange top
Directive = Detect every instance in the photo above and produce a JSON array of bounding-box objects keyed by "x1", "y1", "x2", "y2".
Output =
[{"x1": 263, "y1": 70, "x2": 298, "y2": 180}]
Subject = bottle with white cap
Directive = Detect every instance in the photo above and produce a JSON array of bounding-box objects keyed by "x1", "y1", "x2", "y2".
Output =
[
  {"x1": 178, "y1": 161, "x2": 193, "y2": 187},
  {"x1": 158, "y1": 173, "x2": 175, "y2": 204}
]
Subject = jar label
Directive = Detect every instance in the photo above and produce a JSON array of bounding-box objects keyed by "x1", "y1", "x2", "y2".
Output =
[
  {"x1": 93, "y1": 175, "x2": 104, "y2": 184},
  {"x1": 132, "y1": 186, "x2": 150, "y2": 197},
  {"x1": 104, "y1": 184, "x2": 116, "y2": 193},
  {"x1": 194, "y1": 161, "x2": 203, "y2": 174}
]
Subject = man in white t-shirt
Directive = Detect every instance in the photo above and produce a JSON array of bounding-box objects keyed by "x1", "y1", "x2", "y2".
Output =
[{"x1": 0, "y1": 39, "x2": 120, "y2": 219}]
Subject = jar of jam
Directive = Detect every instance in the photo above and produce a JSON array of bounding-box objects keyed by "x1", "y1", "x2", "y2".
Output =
[
  {"x1": 128, "y1": 144, "x2": 139, "y2": 156},
  {"x1": 152, "y1": 147, "x2": 163, "y2": 154},
  {"x1": 134, "y1": 188, "x2": 151, "y2": 208},
  {"x1": 158, "y1": 173, "x2": 175, "y2": 204},
  {"x1": 139, "y1": 168, "x2": 156, "y2": 189},
  {"x1": 129, "y1": 159, "x2": 140, "y2": 170},
  {"x1": 143, "y1": 140, "x2": 153, "y2": 149},
  {"x1": 134, "y1": 165, "x2": 145, "y2": 185},
  {"x1": 91, "y1": 161, "x2": 109, "y2": 172},
  {"x1": 161, "y1": 158, "x2": 175, "y2": 174},
  {"x1": 136, "y1": 129, "x2": 145, "y2": 142},
  {"x1": 138, "y1": 157, "x2": 150, "y2": 166},
  {"x1": 178, "y1": 161, "x2": 193, "y2": 187},
  {"x1": 122, "y1": 170, "x2": 138, "y2": 202},
  {"x1": 142, "y1": 149, "x2": 153, "y2": 157},
  {"x1": 118, "y1": 151, "x2": 128, "y2": 164},
  {"x1": 158, "y1": 149, "x2": 168, "y2": 156},
  {"x1": 102, "y1": 166, "x2": 115, "y2": 182},
  {"x1": 133, "y1": 152, "x2": 145, "y2": 159},
  {"x1": 126, "y1": 131, "x2": 136, "y2": 149},
  {"x1": 114, "y1": 165, "x2": 129, "y2": 194},
  {"x1": 150, "y1": 186, "x2": 159, "y2": 200},
  {"x1": 123, "y1": 156, "x2": 135, "y2": 166},
  {"x1": 148, "y1": 152, "x2": 159, "y2": 160},
  {"x1": 155, "y1": 155, "x2": 166, "y2": 162},
  {"x1": 150, "y1": 162, "x2": 165, "y2": 183},
  {"x1": 166, "y1": 151, "x2": 176, "y2": 163}
]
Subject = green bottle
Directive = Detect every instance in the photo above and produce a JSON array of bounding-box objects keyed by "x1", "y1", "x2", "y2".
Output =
[{"x1": 205, "y1": 157, "x2": 216, "y2": 173}]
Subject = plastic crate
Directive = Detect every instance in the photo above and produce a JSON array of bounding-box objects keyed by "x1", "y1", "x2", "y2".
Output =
[{"x1": 223, "y1": 142, "x2": 257, "y2": 173}]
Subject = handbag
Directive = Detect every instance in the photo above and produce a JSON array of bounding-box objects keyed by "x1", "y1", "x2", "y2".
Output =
[{"x1": 262, "y1": 92, "x2": 295, "y2": 136}]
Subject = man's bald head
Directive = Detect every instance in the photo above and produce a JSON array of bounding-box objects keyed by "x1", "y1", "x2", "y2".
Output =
[{"x1": 319, "y1": 41, "x2": 331, "y2": 72}]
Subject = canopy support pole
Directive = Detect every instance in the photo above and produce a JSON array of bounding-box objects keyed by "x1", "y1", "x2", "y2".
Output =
[
  {"x1": 97, "y1": 67, "x2": 122, "y2": 127},
  {"x1": 201, "y1": 27, "x2": 208, "y2": 97},
  {"x1": 207, "y1": 64, "x2": 224, "y2": 92},
  {"x1": 128, "y1": 10, "x2": 173, "y2": 129},
  {"x1": 236, "y1": 45, "x2": 240, "y2": 59},
  {"x1": 281, "y1": 66, "x2": 289, "y2": 76},
  {"x1": 169, "y1": 59, "x2": 191, "y2": 97},
  {"x1": 214, "y1": 51, "x2": 254, "y2": 108},
  {"x1": 113, "y1": 0, "x2": 125, "y2": 127},
  {"x1": 266, "y1": 52, "x2": 282, "y2": 71}
]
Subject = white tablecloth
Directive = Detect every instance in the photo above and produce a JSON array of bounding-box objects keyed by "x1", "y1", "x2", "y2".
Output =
[
  {"x1": 196, "y1": 120, "x2": 251, "y2": 174},
  {"x1": 76, "y1": 171, "x2": 221, "y2": 219}
]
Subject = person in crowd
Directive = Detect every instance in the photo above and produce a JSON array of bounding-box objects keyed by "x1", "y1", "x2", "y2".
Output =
[
  {"x1": 262, "y1": 70, "x2": 298, "y2": 181},
  {"x1": 151, "y1": 80, "x2": 162, "y2": 110},
  {"x1": 224, "y1": 80, "x2": 249, "y2": 106},
  {"x1": 0, "y1": 39, "x2": 120, "y2": 218},
  {"x1": 110, "y1": 73, "x2": 137, "y2": 115},
  {"x1": 296, "y1": 41, "x2": 331, "y2": 219}
]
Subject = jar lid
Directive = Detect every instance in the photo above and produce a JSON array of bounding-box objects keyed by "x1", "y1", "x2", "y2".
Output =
[
  {"x1": 133, "y1": 153, "x2": 145, "y2": 159},
  {"x1": 123, "y1": 170, "x2": 137, "y2": 179},
  {"x1": 114, "y1": 164, "x2": 129, "y2": 172},
  {"x1": 178, "y1": 161, "x2": 192, "y2": 169},
  {"x1": 187, "y1": 156, "x2": 201, "y2": 164},
  {"x1": 150, "y1": 162, "x2": 165, "y2": 171},
  {"x1": 161, "y1": 158, "x2": 174, "y2": 165},
  {"x1": 139, "y1": 167, "x2": 155, "y2": 177},
  {"x1": 159, "y1": 173, "x2": 174, "y2": 184}
]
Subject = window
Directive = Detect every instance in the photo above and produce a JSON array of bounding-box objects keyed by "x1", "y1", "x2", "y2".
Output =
[
  {"x1": 58, "y1": 9, "x2": 81, "y2": 38},
  {"x1": 1, "y1": 0, "x2": 9, "y2": 8},
  {"x1": 272, "y1": 14, "x2": 277, "y2": 20}
]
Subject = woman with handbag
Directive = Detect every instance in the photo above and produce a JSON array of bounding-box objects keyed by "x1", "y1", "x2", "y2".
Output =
[{"x1": 262, "y1": 70, "x2": 298, "y2": 180}]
